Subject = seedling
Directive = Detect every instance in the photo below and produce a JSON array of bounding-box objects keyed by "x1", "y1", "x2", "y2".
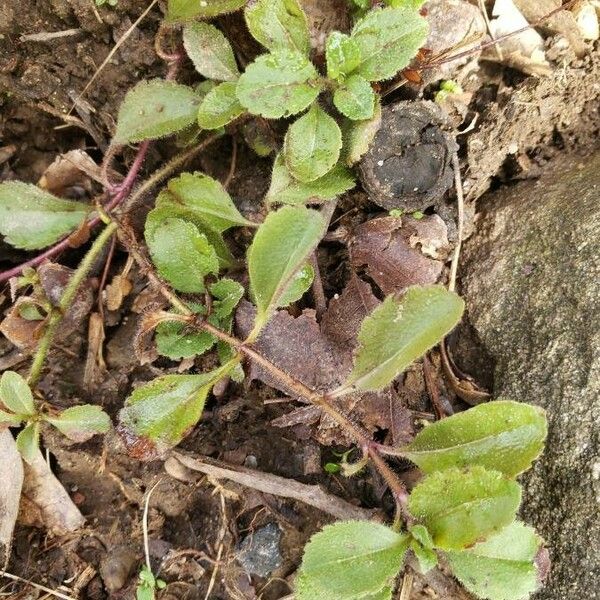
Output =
[{"x1": 0, "y1": 1, "x2": 549, "y2": 598}]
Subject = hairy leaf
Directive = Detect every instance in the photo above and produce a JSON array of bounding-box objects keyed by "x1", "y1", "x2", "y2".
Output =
[
  {"x1": 0, "y1": 371, "x2": 35, "y2": 417},
  {"x1": 351, "y1": 7, "x2": 428, "y2": 81},
  {"x1": 276, "y1": 263, "x2": 314, "y2": 308},
  {"x1": 385, "y1": 0, "x2": 427, "y2": 7},
  {"x1": 0, "y1": 182, "x2": 88, "y2": 250},
  {"x1": 164, "y1": 172, "x2": 252, "y2": 232},
  {"x1": 149, "y1": 202, "x2": 234, "y2": 267},
  {"x1": 284, "y1": 104, "x2": 342, "y2": 183},
  {"x1": 326, "y1": 32, "x2": 361, "y2": 80},
  {"x1": 45, "y1": 405, "x2": 111, "y2": 442},
  {"x1": 403, "y1": 400, "x2": 548, "y2": 477},
  {"x1": 334, "y1": 286, "x2": 464, "y2": 395},
  {"x1": 245, "y1": 0, "x2": 310, "y2": 55},
  {"x1": 333, "y1": 74, "x2": 375, "y2": 120},
  {"x1": 247, "y1": 206, "x2": 325, "y2": 335},
  {"x1": 167, "y1": 0, "x2": 245, "y2": 21},
  {"x1": 343, "y1": 97, "x2": 382, "y2": 165},
  {"x1": 446, "y1": 522, "x2": 543, "y2": 600},
  {"x1": 0, "y1": 411, "x2": 24, "y2": 427},
  {"x1": 156, "y1": 318, "x2": 217, "y2": 360},
  {"x1": 197, "y1": 81, "x2": 245, "y2": 129},
  {"x1": 236, "y1": 50, "x2": 321, "y2": 119},
  {"x1": 114, "y1": 80, "x2": 201, "y2": 143},
  {"x1": 183, "y1": 22, "x2": 240, "y2": 81},
  {"x1": 210, "y1": 278, "x2": 245, "y2": 318},
  {"x1": 118, "y1": 365, "x2": 233, "y2": 458},
  {"x1": 296, "y1": 521, "x2": 409, "y2": 600},
  {"x1": 266, "y1": 153, "x2": 355, "y2": 206},
  {"x1": 408, "y1": 467, "x2": 521, "y2": 550},
  {"x1": 145, "y1": 216, "x2": 219, "y2": 293},
  {"x1": 16, "y1": 422, "x2": 40, "y2": 464},
  {"x1": 412, "y1": 541, "x2": 438, "y2": 574}
]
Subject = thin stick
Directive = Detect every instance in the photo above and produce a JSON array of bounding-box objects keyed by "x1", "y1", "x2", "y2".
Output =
[
  {"x1": 203, "y1": 491, "x2": 227, "y2": 600},
  {"x1": 478, "y1": 0, "x2": 503, "y2": 62},
  {"x1": 448, "y1": 152, "x2": 464, "y2": 293},
  {"x1": 27, "y1": 222, "x2": 118, "y2": 387},
  {"x1": 0, "y1": 571, "x2": 76, "y2": 600},
  {"x1": 223, "y1": 136, "x2": 237, "y2": 190},
  {"x1": 310, "y1": 252, "x2": 327, "y2": 319},
  {"x1": 142, "y1": 481, "x2": 161, "y2": 572}
]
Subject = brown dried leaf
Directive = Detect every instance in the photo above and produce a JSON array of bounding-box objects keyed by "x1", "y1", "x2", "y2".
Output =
[
  {"x1": 0, "y1": 297, "x2": 47, "y2": 351},
  {"x1": 0, "y1": 430, "x2": 23, "y2": 567},
  {"x1": 83, "y1": 312, "x2": 107, "y2": 393},
  {"x1": 37, "y1": 149, "x2": 101, "y2": 196},
  {"x1": 105, "y1": 274, "x2": 133, "y2": 312},
  {"x1": 349, "y1": 215, "x2": 449, "y2": 294}
]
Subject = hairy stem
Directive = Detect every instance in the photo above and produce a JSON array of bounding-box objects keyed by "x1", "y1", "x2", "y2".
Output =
[{"x1": 28, "y1": 223, "x2": 118, "y2": 388}]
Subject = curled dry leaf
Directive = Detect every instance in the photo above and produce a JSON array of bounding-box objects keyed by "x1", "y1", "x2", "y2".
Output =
[
  {"x1": 37, "y1": 149, "x2": 99, "y2": 196},
  {"x1": 0, "y1": 297, "x2": 47, "y2": 351},
  {"x1": 349, "y1": 215, "x2": 450, "y2": 295},
  {"x1": 21, "y1": 447, "x2": 85, "y2": 535},
  {"x1": 0, "y1": 430, "x2": 23, "y2": 567},
  {"x1": 105, "y1": 274, "x2": 133, "y2": 312}
]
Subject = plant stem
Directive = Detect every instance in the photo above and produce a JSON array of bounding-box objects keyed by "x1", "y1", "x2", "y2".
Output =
[{"x1": 27, "y1": 223, "x2": 118, "y2": 388}]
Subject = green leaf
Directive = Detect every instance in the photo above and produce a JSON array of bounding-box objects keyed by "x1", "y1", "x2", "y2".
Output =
[
  {"x1": 183, "y1": 22, "x2": 240, "y2": 81},
  {"x1": 351, "y1": 7, "x2": 429, "y2": 81},
  {"x1": 408, "y1": 467, "x2": 521, "y2": 550},
  {"x1": 16, "y1": 422, "x2": 40, "y2": 464},
  {"x1": 118, "y1": 365, "x2": 233, "y2": 457},
  {"x1": 236, "y1": 50, "x2": 322, "y2": 119},
  {"x1": 197, "y1": 81, "x2": 245, "y2": 129},
  {"x1": 411, "y1": 540, "x2": 438, "y2": 574},
  {"x1": 245, "y1": 0, "x2": 310, "y2": 55},
  {"x1": 0, "y1": 411, "x2": 24, "y2": 427},
  {"x1": 446, "y1": 522, "x2": 543, "y2": 600},
  {"x1": 276, "y1": 263, "x2": 314, "y2": 308},
  {"x1": 145, "y1": 216, "x2": 219, "y2": 293},
  {"x1": 167, "y1": 0, "x2": 245, "y2": 21},
  {"x1": 156, "y1": 319, "x2": 216, "y2": 360},
  {"x1": 210, "y1": 278, "x2": 244, "y2": 318},
  {"x1": 409, "y1": 524, "x2": 434, "y2": 549},
  {"x1": 402, "y1": 400, "x2": 548, "y2": 478},
  {"x1": 342, "y1": 97, "x2": 382, "y2": 165},
  {"x1": 149, "y1": 201, "x2": 234, "y2": 268},
  {"x1": 284, "y1": 104, "x2": 342, "y2": 183},
  {"x1": 384, "y1": 0, "x2": 426, "y2": 8},
  {"x1": 45, "y1": 405, "x2": 111, "y2": 442},
  {"x1": 326, "y1": 32, "x2": 361, "y2": 80},
  {"x1": 0, "y1": 371, "x2": 35, "y2": 417},
  {"x1": 163, "y1": 172, "x2": 252, "y2": 232},
  {"x1": 114, "y1": 80, "x2": 201, "y2": 144},
  {"x1": 333, "y1": 74, "x2": 375, "y2": 120},
  {"x1": 296, "y1": 521, "x2": 409, "y2": 600},
  {"x1": 266, "y1": 153, "x2": 355, "y2": 206},
  {"x1": 334, "y1": 286, "x2": 464, "y2": 395},
  {"x1": 247, "y1": 206, "x2": 325, "y2": 334},
  {"x1": 0, "y1": 182, "x2": 88, "y2": 250}
]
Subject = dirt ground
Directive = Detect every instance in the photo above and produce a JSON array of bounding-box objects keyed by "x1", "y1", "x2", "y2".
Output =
[{"x1": 1, "y1": 1, "x2": 599, "y2": 599}]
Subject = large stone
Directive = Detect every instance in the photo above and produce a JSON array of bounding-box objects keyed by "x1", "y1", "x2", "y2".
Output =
[{"x1": 459, "y1": 154, "x2": 600, "y2": 598}]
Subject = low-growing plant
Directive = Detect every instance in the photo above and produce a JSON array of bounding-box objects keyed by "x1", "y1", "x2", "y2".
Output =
[{"x1": 0, "y1": 1, "x2": 550, "y2": 598}]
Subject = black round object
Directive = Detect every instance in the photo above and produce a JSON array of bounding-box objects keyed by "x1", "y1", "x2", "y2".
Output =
[{"x1": 358, "y1": 101, "x2": 458, "y2": 211}]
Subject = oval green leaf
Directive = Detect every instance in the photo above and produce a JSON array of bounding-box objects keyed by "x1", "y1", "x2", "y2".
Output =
[
  {"x1": 0, "y1": 371, "x2": 35, "y2": 417},
  {"x1": 326, "y1": 31, "x2": 361, "y2": 80},
  {"x1": 145, "y1": 216, "x2": 219, "y2": 293},
  {"x1": 118, "y1": 365, "x2": 233, "y2": 458},
  {"x1": 0, "y1": 182, "x2": 88, "y2": 250},
  {"x1": 164, "y1": 172, "x2": 253, "y2": 232},
  {"x1": 167, "y1": 0, "x2": 245, "y2": 21},
  {"x1": 351, "y1": 7, "x2": 429, "y2": 81},
  {"x1": 445, "y1": 522, "x2": 543, "y2": 600},
  {"x1": 403, "y1": 400, "x2": 548, "y2": 477},
  {"x1": 296, "y1": 521, "x2": 409, "y2": 600},
  {"x1": 333, "y1": 74, "x2": 375, "y2": 120},
  {"x1": 284, "y1": 104, "x2": 342, "y2": 183},
  {"x1": 247, "y1": 205, "x2": 325, "y2": 336},
  {"x1": 266, "y1": 153, "x2": 355, "y2": 206},
  {"x1": 45, "y1": 405, "x2": 111, "y2": 442},
  {"x1": 236, "y1": 49, "x2": 321, "y2": 119},
  {"x1": 245, "y1": 0, "x2": 310, "y2": 55},
  {"x1": 183, "y1": 22, "x2": 240, "y2": 81},
  {"x1": 342, "y1": 97, "x2": 382, "y2": 165},
  {"x1": 333, "y1": 286, "x2": 464, "y2": 395},
  {"x1": 16, "y1": 422, "x2": 40, "y2": 464},
  {"x1": 114, "y1": 80, "x2": 201, "y2": 144},
  {"x1": 408, "y1": 467, "x2": 521, "y2": 550},
  {"x1": 197, "y1": 81, "x2": 245, "y2": 129}
]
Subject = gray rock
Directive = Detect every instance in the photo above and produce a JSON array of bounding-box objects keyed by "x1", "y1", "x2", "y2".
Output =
[
  {"x1": 236, "y1": 522, "x2": 283, "y2": 578},
  {"x1": 459, "y1": 154, "x2": 600, "y2": 598}
]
